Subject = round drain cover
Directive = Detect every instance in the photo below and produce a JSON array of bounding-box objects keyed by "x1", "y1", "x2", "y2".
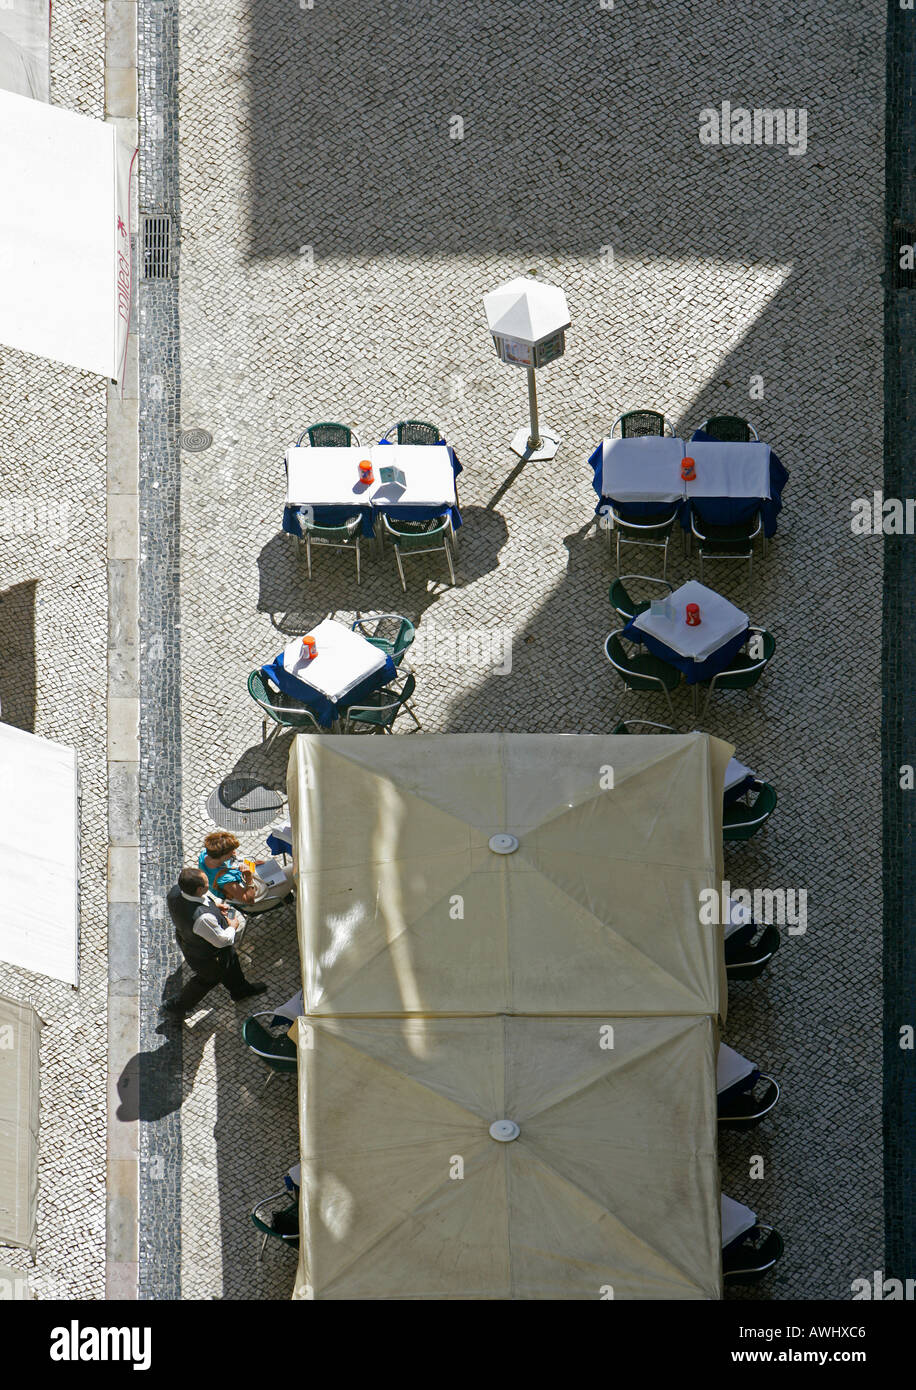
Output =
[
  {"x1": 181, "y1": 428, "x2": 213, "y2": 452},
  {"x1": 488, "y1": 834, "x2": 518, "y2": 854},
  {"x1": 205, "y1": 776, "x2": 284, "y2": 831},
  {"x1": 489, "y1": 1120, "x2": 520, "y2": 1142}
]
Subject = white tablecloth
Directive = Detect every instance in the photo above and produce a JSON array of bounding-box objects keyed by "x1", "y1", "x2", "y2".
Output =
[
  {"x1": 601, "y1": 436, "x2": 771, "y2": 505},
  {"x1": 271, "y1": 989, "x2": 304, "y2": 1022},
  {"x1": 724, "y1": 756, "x2": 755, "y2": 793},
  {"x1": 282, "y1": 618, "x2": 387, "y2": 703},
  {"x1": 684, "y1": 441, "x2": 771, "y2": 502},
  {"x1": 721, "y1": 1194, "x2": 757, "y2": 1248},
  {"x1": 286, "y1": 443, "x2": 457, "y2": 510},
  {"x1": 631, "y1": 580, "x2": 748, "y2": 662},
  {"x1": 717, "y1": 1043, "x2": 757, "y2": 1094},
  {"x1": 600, "y1": 436, "x2": 686, "y2": 503}
]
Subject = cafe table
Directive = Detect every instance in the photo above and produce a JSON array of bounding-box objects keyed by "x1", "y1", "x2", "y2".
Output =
[
  {"x1": 282, "y1": 442, "x2": 462, "y2": 541},
  {"x1": 259, "y1": 616, "x2": 396, "y2": 729},
  {"x1": 623, "y1": 580, "x2": 750, "y2": 715},
  {"x1": 589, "y1": 432, "x2": 787, "y2": 536}
]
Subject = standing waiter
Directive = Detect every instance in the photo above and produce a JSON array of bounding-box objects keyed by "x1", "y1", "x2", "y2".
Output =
[{"x1": 162, "y1": 866, "x2": 267, "y2": 1018}]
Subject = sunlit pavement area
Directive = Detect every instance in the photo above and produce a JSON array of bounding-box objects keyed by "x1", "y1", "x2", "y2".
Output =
[{"x1": 129, "y1": 0, "x2": 887, "y2": 1301}]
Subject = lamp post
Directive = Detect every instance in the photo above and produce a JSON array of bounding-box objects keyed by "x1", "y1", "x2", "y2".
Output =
[{"x1": 483, "y1": 276, "x2": 570, "y2": 461}]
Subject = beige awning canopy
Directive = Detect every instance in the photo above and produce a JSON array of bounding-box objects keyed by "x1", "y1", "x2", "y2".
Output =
[
  {"x1": 0, "y1": 995, "x2": 41, "y2": 1250},
  {"x1": 292, "y1": 1013, "x2": 721, "y2": 1300},
  {"x1": 289, "y1": 732, "x2": 732, "y2": 1020}
]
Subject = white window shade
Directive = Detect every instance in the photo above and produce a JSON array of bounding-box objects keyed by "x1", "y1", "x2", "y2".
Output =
[
  {"x1": 0, "y1": 88, "x2": 135, "y2": 383},
  {"x1": 0, "y1": 723, "x2": 79, "y2": 986}
]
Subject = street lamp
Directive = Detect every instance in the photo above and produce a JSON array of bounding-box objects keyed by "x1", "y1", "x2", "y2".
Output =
[{"x1": 483, "y1": 275, "x2": 570, "y2": 461}]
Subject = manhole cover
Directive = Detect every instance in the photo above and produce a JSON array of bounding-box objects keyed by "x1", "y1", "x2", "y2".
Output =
[
  {"x1": 205, "y1": 776, "x2": 284, "y2": 832},
  {"x1": 181, "y1": 428, "x2": 213, "y2": 452}
]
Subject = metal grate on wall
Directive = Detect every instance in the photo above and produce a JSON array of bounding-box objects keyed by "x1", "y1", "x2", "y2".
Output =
[{"x1": 141, "y1": 214, "x2": 173, "y2": 280}]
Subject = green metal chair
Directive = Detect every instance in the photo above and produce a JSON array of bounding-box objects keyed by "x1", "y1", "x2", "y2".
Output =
[
  {"x1": 723, "y1": 780, "x2": 778, "y2": 842},
  {"x1": 380, "y1": 514, "x2": 455, "y2": 590},
  {"x1": 341, "y1": 672, "x2": 420, "y2": 733},
  {"x1": 689, "y1": 506, "x2": 763, "y2": 587},
  {"x1": 611, "y1": 409, "x2": 676, "y2": 439},
  {"x1": 725, "y1": 922, "x2": 781, "y2": 980},
  {"x1": 384, "y1": 420, "x2": 442, "y2": 445},
  {"x1": 297, "y1": 511, "x2": 363, "y2": 584},
  {"x1": 248, "y1": 670, "x2": 323, "y2": 747},
  {"x1": 723, "y1": 1226, "x2": 784, "y2": 1285},
  {"x1": 296, "y1": 422, "x2": 359, "y2": 447},
  {"x1": 603, "y1": 633, "x2": 681, "y2": 716},
  {"x1": 699, "y1": 415, "x2": 759, "y2": 442},
  {"x1": 609, "y1": 575, "x2": 674, "y2": 622},
  {"x1": 699, "y1": 627, "x2": 775, "y2": 721},
  {"x1": 605, "y1": 503, "x2": 680, "y2": 580},
  {"x1": 250, "y1": 1190, "x2": 299, "y2": 1263},
  {"x1": 718, "y1": 1075, "x2": 781, "y2": 1129},
  {"x1": 351, "y1": 613, "x2": 416, "y2": 667},
  {"x1": 241, "y1": 1012, "x2": 298, "y2": 1085}
]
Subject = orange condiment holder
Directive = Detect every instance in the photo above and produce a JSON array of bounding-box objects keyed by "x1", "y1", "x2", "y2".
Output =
[
  {"x1": 302, "y1": 635, "x2": 317, "y2": 660},
  {"x1": 681, "y1": 455, "x2": 696, "y2": 482},
  {"x1": 358, "y1": 458, "x2": 375, "y2": 485},
  {"x1": 685, "y1": 603, "x2": 701, "y2": 626}
]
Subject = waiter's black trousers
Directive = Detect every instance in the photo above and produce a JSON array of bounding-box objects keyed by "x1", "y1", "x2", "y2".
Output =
[{"x1": 174, "y1": 948, "x2": 250, "y2": 1011}]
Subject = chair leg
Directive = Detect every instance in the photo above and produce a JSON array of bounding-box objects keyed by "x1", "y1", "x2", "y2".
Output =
[
  {"x1": 355, "y1": 538, "x2": 361, "y2": 586},
  {"x1": 747, "y1": 551, "x2": 752, "y2": 590},
  {"x1": 615, "y1": 530, "x2": 621, "y2": 575},
  {"x1": 698, "y1": 551, "x2": 704, "y2": 583},
  {"x1": 403, "y1": 701, "x2": 422, "y2": 729},
  {"x1": 662, "y1": 536, "x2": 669, "y2": 582},
  {"x1": 305, "y1": 534, "x2": 312, "y2": 580},
  {"x1": 257, "y1": 1233, "x2": 269, "y2": 1265},
  {"x1": 394, "y1": 544, "x2": 407, "y2": 592},
  {"x1": 662, "y1": 683, "x2": 675, "y2": 716},
  {"x1": 444, "y1": 539, "x2": 456, "y2": 586}
]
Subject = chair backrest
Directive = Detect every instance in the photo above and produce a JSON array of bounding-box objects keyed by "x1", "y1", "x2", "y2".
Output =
[
  {"x1": 604, "y1": 634, "x2": 632, "y2": 672},
  {"x1": 297, "y1": 421, "x2": 356, "y2": 448},
  {"x1": 302, "y1": 515, "x2": 361, "y2": 540},
  {"x1": 383, "y1": 514, "x2": 449, "y2": 545},
  {"x1": 613, "y1": 720, "x2": 675, "y2": 734},
  {"x1": 620, "y1": 410, "x2": 667, "y2": 438},
  {"x1": 248, "y1": 669, "x2": 272, "y2": 706},
  {"x1": 242, "y1": 1015, "x2": 298, "y2": 1071},
  {"x1": 395, "y1": 420, "x2": 441, "y2": 445},
  {"x1": 398, "y1": 672, "x2": 417, "y2": 704},
  {"x1": 702, "y1": 415, "x2": 757, "y2": 442}
]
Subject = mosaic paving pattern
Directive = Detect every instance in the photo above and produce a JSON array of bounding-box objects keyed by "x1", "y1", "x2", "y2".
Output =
[{"x1": 136, "y1": 0, "x2": 888, "y2": 1298}]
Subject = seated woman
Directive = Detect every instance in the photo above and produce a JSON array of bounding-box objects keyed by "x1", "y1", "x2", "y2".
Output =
[{"x1": 198, "y1": 831, "x2": 295, "y2": 914}]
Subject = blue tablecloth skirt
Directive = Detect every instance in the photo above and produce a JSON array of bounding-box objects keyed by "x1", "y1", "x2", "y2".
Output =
[
  {"x1": 260, "y1": 652, "x2": 397, "y2": 728},
  {"x1": 283, "y1": 446, "x2": 463, "y2": 539},
  {"x1": 267, "y1": 830, "x2": 294, "y2": 857},
  {"x1": 724, "y1": 774, "x2": 757, "y2": 806},
  {"x1": 621, "y1": 619, "x2": 750, "y2": 686},
  {"x1": 589, "y1": 436, "x2": 788, "y2": 538}
]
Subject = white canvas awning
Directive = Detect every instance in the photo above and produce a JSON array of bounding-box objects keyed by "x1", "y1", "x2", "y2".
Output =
[
  {"x1": 0, "y1": 996, "x2": 41, "y2": 1250},
  {"x1": 292, "y1": 1012, "x2": 721, "y2": 1300},
  {"x1": 289, "y1": 732, "x2": 732, "y2": 1020},
  {"x1": 0, "y1": 722, "x2": 79, "y2": 985},
  {"x1": 0, "y1": 88, "x2": 135, "y2": 382},
  {"x1": 288, "y1": 732, "x2": 732, "y2": 1301}
]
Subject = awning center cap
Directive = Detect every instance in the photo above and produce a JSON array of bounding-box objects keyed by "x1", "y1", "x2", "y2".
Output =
[
  {"x1": 488, "y1": 833, "x2": 519, "y2": 855},
  {"x1": 489, "y1": 1120, "x2": 520, "y2": 1142}
]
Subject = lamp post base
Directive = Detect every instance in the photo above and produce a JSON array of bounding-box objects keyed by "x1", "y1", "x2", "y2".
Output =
[{"x1": 509, "y1": 425, "x2": 561, "y2": 461}]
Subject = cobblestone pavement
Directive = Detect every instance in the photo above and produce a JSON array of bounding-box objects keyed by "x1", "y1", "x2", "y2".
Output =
[
  {"x1": 158, "y1": 0, "x2": 886, "y2": 1299},
  {"x1": 0, "y1": 2, "x2": 108, "y2": 1300}
]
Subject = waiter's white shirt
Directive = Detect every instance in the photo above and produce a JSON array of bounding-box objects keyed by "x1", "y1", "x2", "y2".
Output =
[{"x1": 180, "y1": 890, "x2": 245, "y2": 948}]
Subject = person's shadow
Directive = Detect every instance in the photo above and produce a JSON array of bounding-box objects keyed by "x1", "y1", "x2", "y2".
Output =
[{"x1": 116, "y1": 967, "x2": 221, "y2": 1122}]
